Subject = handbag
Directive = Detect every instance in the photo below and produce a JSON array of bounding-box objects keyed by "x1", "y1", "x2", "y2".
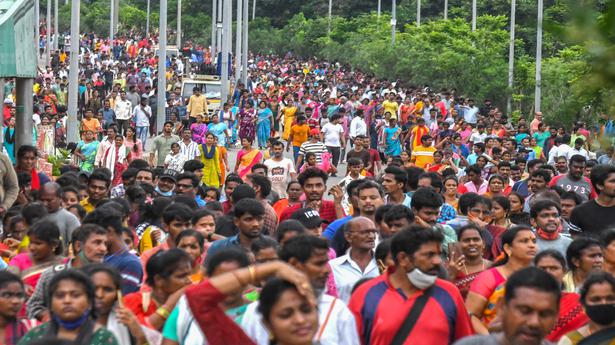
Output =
[{"x1": 390, "y1": 287, "x2": 433, "y2": 345}]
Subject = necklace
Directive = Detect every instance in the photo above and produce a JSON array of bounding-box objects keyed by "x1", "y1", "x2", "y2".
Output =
[{"x1": 463, "y1": 258, "x2": 485, "y2": 275}]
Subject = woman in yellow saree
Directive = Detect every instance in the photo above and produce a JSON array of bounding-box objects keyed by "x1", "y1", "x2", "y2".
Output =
[
  {"x1": 279, "y1": 94, "x2": 298, "y2": 141},
  {"x1": 199, "y1": 133, "x2": 222, "y2": 188},
  {"x1": 233, "y1": 137, "x2": 262, "y2": 181}
]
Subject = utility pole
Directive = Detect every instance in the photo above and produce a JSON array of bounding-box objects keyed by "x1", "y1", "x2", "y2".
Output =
[
  {"x1": 146, "y1": 0, "x2": 150, "y2": 37},
  {"x1": 216, "y1": 0, "x2": 223, "y2": 54},
  {"x1": 113, "y1": 0, "x2": 119, "y2": 35},
  {"x1": 110, "y1": 0, "x2": 114, "y2": 41},
  {"x1": 157, "y1": 0, "x2": 167, "y2": 133},
  {"x1": 535, "y1": 0, "x2": 543, "y2": 112},
  {"x1": 507, "y1": 0, "x2": 516, "y2": 114},
  {"x1": 444, "y1": 0, "x2": 448, "y2": 20},
  {"x1": 67, "y1": 0, "x2": 80, "y2": 143},
  {"x1": 177, "y1": 0, "x2": 181, "y2": 47},
  {"x1": 35, "y1": 0, "x2": 40, "y2": 54},
  {"x1": 252, "y1": 0, "x2": 255, "y2": 20},
  {"x1": 377, "y1": 0, "x2": 381, "y2": 18},
  {"x1": 327, "y1": 0, "x2": 332, "y2": 34},
  {"x1": 53, "y1": 0, "x2": 58, "y2": 50},
  {"x1": 241, "y1": 0, "x2": 248, "y2": 85},
  {"x1": 221, "y1": 0, "x2": 232, "y2": 103},
  {"x1": 235, "y1": 0, "x2": 242, "y2": 82},
  {"x1": 417, "y1": 0, "x2": 420, "y2": 27},
  {"x1": 211, "y1": 0, "x2": 217, "y2": 56},
  {"x1": 391, "y1": 0, "x2": 396, "y2": 46},
  {"x1": 46, "y1": 0, "x2": 51, "y2": 65},
  {"x1": 472, "y1": 0, "x2": 477, "y2": 31}
]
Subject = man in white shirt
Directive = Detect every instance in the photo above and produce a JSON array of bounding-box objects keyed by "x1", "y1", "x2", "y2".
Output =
[
  {"x1": 132, "y1": 96, "x2": 152, "y2": 147},
  {"x1": 321, "y1": 114, "x2": 346, "y2": 175},
  {"x1": 329, "y1": 216, "x2": 379, "y2": 303},
  {"x1": 114, "y1": 90, "x2": 133, "y2": 136},
  {"x1": 463, "y1": 99, "x2": 479, "y2": 125},
  {"x1": 567, "y1": 137, "x2": 589, "y2": 160},
  {"x1": 241, "y1": 235, "x2": 360, "y2": 345},
  {"x1": 349, "y1": 109, "x2": 367, "y2": 147},
  {"x1": 548, "y1": 135, "x2": 573, "y2": 164},
  {"x1": 178, "y1": 128, "x2": 200, "y2": 161},
  {"x1": 264, "y1": 141, "x2": 296, "y2": 199}
]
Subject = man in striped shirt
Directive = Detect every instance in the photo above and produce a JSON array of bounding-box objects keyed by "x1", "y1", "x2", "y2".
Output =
[
  {"x1": 297, "y1": 129, "x2": 329, "y2": 169},
  {"x1": 179, "y1": 128, "x2": 200, "y2": 161}
]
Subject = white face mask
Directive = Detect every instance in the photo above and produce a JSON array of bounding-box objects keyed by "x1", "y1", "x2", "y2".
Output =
[{"x1": 406, "y1": 268, "x2": 437, "y2": 290}]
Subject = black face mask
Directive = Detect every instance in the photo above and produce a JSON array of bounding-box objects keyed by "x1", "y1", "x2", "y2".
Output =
[{"x1": 585, "y1": 304, "x2": 615, "y2": 326}]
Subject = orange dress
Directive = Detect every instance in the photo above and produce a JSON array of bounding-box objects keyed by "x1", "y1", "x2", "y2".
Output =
[{"x1": 218, "y1": 146, "x2": 227, "y2": 183}]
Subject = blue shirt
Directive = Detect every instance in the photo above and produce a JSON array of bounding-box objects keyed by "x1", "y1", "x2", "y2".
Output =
[
  {"x1": 206, "y1": 235, "x2": 241, "y2": 261},
  {"x1": 323, "y1": 216, "x2": 352, "y2": 240},
  {"x1": 104, "y1": 249, "x2": 143, "y2": 294}
]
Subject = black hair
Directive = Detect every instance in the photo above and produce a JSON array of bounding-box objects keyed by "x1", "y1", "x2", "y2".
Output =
[
  {"x1": 46, "y1": 270, "x2": 95, "y2": 316},
  {"x1": 276, "y1": 220, "x2": 307, "y2": 243},
  {"x1": 247, "y1": 173, "x2": 272, "y2": 197},
  {"x1": 346, "y1": 179, "x2": 366, "y2": 197},
  {"x1": 251, "y1": 163, "x2": 268, "y2": 174},
  {"x1": 356, "y1": 180, "x2": 385, "y2": 198},
  {"x1": 494, "y1": 225, "x2": 533, "y2": 267},
  {"x1": 384, "y1": 166, "x2": 408, "y2": 186},
  {"x1": 569, "y1": 154, "x2": 587, "y2": 166},
  {"x1": 139, "y1": 197, "x2": 173, "y2": 225},
  {"x1": 172, "y1": 195, "x2": 199, "y2": 210},
  {"x1": 191, "y1": 209, "x2": 214, "y2": 225},
  {"x1": 530, "y1": 199, "x2": 561, "y2": 219},
  {"x1": 560, "y1": 191, "x2": 583, "y2": 206},
  {"x1": 279, "y1": 235, "x2": 329, "y2": 264},
  {"x1": 234, "y1": 198, "x2": 265, "y2": 218},
  {"x1": 162, "y1": 203, "x2": 193, "y2": 224},
  {"x1": 530, "y1": 169, "x2": 552, "y2": 184},
  {"x1": 258, "y1": 279, "x2": 307, "y2": 324},
  {"x1": 390, "y1": 225, "x2": 444, "y2": 263},
  {"x1": 297, "y1": 168, "x2": 328, "y2": 187},
  {"x1": 458, "y1": 193, "x2": 480, "y2": 215},
  {"x1": 566, "y1": 238, "x2": 602, "y2": 272},
  {"x1": 375, "y1": 239, "x2": 391, "y2": 267},
  {"x1": 176, "y1": 172, "x2": 200, "y2": 188},
  {"x1": 204, "y1": 201, "x2": 224, "y2": 213},
  {"x1": 56, "y1": 173, "x2": 79, "y2": 188},
  {"x1": 411, "y1": 187, "x2": 443, "y2": 210},
  {"x1": 182, "y1": 160, "x2": 205, "y2": 172},
  {"x1": 504, "y1": 267, "x2": 561, "y2": 305},
  {"x1": 74, "y1": 224, "x2": 108, "y2": 245},
  {"x1": 88, "y1": 170, "x2": 112, "y2": 188},
  {"x1": 347, "y1": 157, "x2": 363, "y2": 167},
  {"x1": 251, "y1": 236, "x2": 279, "y2": 255},
  {"x1": 602, "y1": 230, "x2": 615, "y2": 249},
  {"x1": 82, "y1": 207, "x2": 124, "y2": 235},
  {"x1": 128, "y1": 159, "x2": 150, "y2": 170},
  {"x1": 527, "y1": 159, "x2": 544, "y2": 171},
  {"x1": 580, "y1": 271, "x2": 615, "y2": 306},
  {"x1": 230, "y1": 184, "x2": 257, "y2": 203},
  {"x1": 21, "y1": 202, "x2": 48, "y2": 226},
  {"x1": 81, "y1": 264, "x2": 122, "y2": 290},
  {"x1": 590, "y1": 164, "x2": 615, "y2": 193},
  {"x1": 145, "y1": 248, "x2": 192, "y2": 287},
  {"x1": 534, "y1": 249, "x2": 567, "y2": 270},
  {"x1": 16, "y1": 145, "x2": 38, "y2": 159},
  {"x1": 175, "y1": 229, "x2": 205, "y2": 251},
  {"x1": 0, "y1": 271, "x2": 23, "y2": 291},
  {"x1": 466, "y1": 164, "x2": 482, "y2": 176},
  {"x1": 492, "y1": 195, "x2": 511, "y2": 213},
  {"x1": 458, "y1": 223, "x2": 486, "y2": 242},
  {"x1": 375, "y1": 204, "x2": 394, "y2": 225},
  {"x1": 205, "y1": 248, "x2": 250, "y2": 276},
  {"x1": 28, "y1": 221, "x2": 63, "y2": 255},
  {"x1": 406, "y1": 167, "x2": 424, "y2": 190},
  {"x1": 383, "y1": 205, "x2": 415, "y2": 226},
  {"x1": 17, "y1": 171, "x2": 31, "y2": 187}
]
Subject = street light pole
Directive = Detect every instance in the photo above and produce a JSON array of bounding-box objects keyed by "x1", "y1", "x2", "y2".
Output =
[
  {"x1": 54, "y1": 0, "x2": 58, "y2": 50},
  {"x1": 177, "y1": 0, "x2": 181, "y2": 47},
  {"x1": 391, "y1": 0, "x2": 396, "y2": 46},
  {"x1": 146, "y1": 0, "x2": 150, "y2": 37},
  {"x1": 472, "y1": 0, "x2": 477, "y2": 31},
  {"x1": 110, "y1": 0, "x2": 114, "y2": 41},
  {"x1": 417, "y1": 0, "x2": 420, "y2": 27},
  {"x1": 157, "y1": 0, "x2": 167, "y2": 133},
  {"x1": 535, "y1": 0, "x2": 543, "y2": 112},
  {"x1": 327, "y1": 0, "x2": 332, "y2": 34},
  {"x1": 67, "y1": 0, "x2": 80, "y2": 143},
  {"x1": 241, "y1": 0, "x2": 248, "y2": 85},
  {"x1": 252, "y1": 0, "x2": 255, "y2": 20},
  {"x1": 211, "y1": 0, "x2": 217, "y2": 55},
  {"x1": 217, "y1": 0, "x2": 223, "y2": 54},
  {"x1": 507, "y1": 0, "x2": 516, "y2": 114},
  {"x1": 377, "y1": 0, "x2": 381, "y2": 18},
  {"x1": 46, "y1": 0, "x2": 51, "y2": 65},
  {"x1": 221, "y1": 0, "x2": 232, "y2": 103},
  {"x1": 444, "y1": 0, "x2": 448, "y2": 20},
  {"x1": 235, "y1": 0, "x2": 242, "y2": 82}
]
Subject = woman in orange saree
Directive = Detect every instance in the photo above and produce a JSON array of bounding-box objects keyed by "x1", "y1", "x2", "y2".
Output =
[{"x1": 233, "y1": 137, "x2": 262, "y2": 181}]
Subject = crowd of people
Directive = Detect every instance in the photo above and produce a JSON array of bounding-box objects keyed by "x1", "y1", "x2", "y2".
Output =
[{"x1": 0, "y1": 30, "x2": 615, "y2": 345}]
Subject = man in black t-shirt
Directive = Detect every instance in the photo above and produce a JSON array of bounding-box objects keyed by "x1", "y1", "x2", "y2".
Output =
[
  {"x1": 346, "y1": 134, "x2": 371, "y2": 171},
  {"x1": 570, "y1": 164, "x2": 615, "y2": 238}
]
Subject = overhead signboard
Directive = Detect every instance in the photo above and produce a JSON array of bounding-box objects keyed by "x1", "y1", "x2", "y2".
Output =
[{"x1": 0, "y1": 0, "x2": 37, "y2": 77}]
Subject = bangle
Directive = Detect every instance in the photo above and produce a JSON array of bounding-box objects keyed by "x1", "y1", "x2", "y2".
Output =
[
  {"x1": 248, "y1": 265, "x2": 256, "y2": 284},
  {"x1": 156, "y1": 306, "x2": 170, "y2": 319}
]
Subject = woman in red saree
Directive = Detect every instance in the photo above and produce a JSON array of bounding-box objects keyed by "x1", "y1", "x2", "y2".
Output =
[
  {"x1": 233, "y1": 137, "x2": 262, "y2": 181},
  {"x1": 448, "y1": 224, "x2": 492, "y2": 299},
  {"x1": 534, "y1": 250, "x2": 588, "y2": 342}
]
